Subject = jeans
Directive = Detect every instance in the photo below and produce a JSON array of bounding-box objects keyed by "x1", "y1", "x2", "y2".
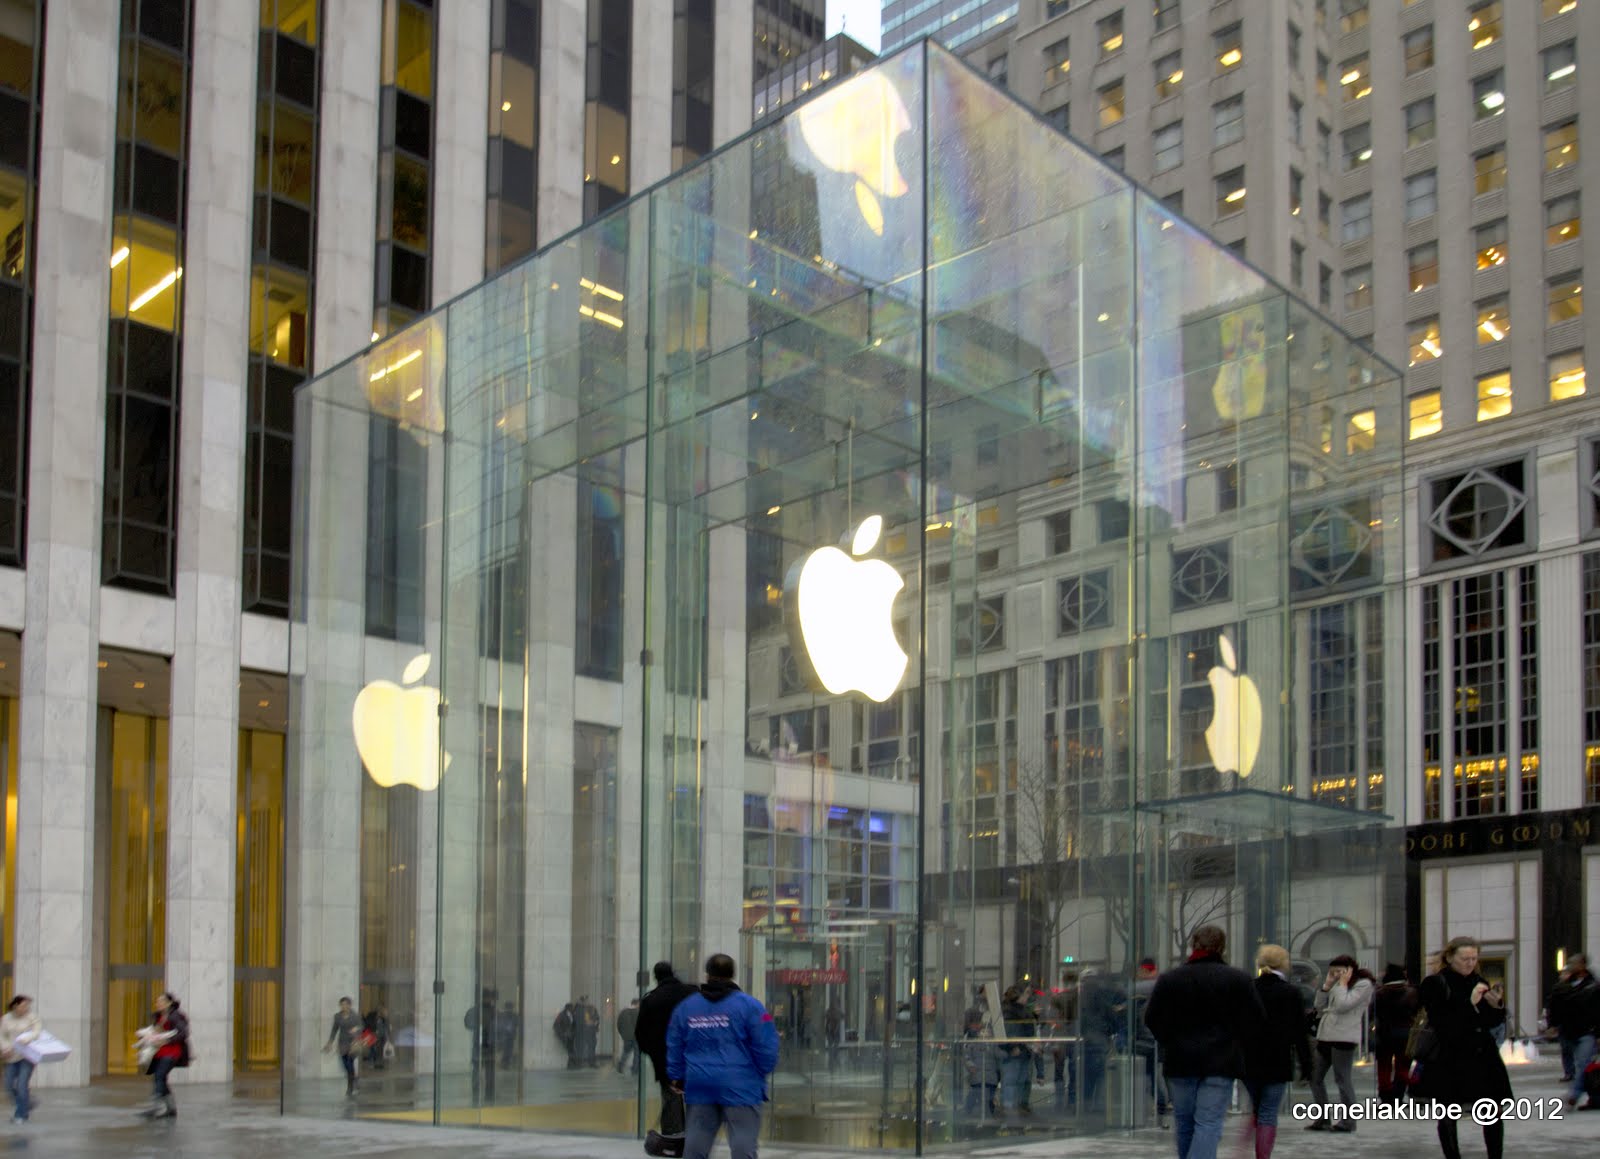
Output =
[
  {"x1": 1140, "y1": 1046, "x2": 1170, "y2": 1113},
  {"x1": 1438, "y1": 1116, "x2": 1503, "y2": 1159},
  {"x1": 618, "y1": 1040, "x2": 638, "y2": 1074},
  {"x1": 4, "y1": 1059, "x2": 34, "y2": 1121},
  {"x1": 1568, "y1": 1033, "x2": 1597, "y2": 1103},
  {"x1": 1243, "y1": 1080, "x2": 1286, "y2": 1128},
  {"x1": 1375, "y1": 1045, "x2": 1411, "y2": 1100},
  {"x1": 1081, "y1": 1040, "x2": 1109, "y2": 1112},
  {"x1": 340, "y1": 1052, "x2": 357, "y2": 1087},
  {"x1": 1165, "y1": 1075, "x2": 1233, "y2": 1159},
  {"x1": 151, "y1": 1055, "x2": 179, "y2": 1099},
  {"x1": 1310, "y1": 1042, "x2": 1356, "y2": 1125},
  {"x1": 1560, "y1": 1035, "x2": 1576, "y2": 1080},
  {"x1": 685, "y1": 1102, "x2": 761, "y2": 1159},
  {"x1": 999, "y1": 1053, "x2": 1032, "y2": 1110}
]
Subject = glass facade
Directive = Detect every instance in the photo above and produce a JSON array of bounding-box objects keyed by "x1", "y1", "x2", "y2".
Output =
[
  {"x1": 0, "y1": 632, "x2": 17, "y2": 1004},
  {"x1": 290, "y1": 44, "x2": 1407, "y2": 1147},
  {"x1": 486, "y1": 0, "x2": 540, "y2": 272},
  {"x1": 0, "y1": 0, "x2": 41, "y2": 569},
  {"x1": 375, "y1": 0, "x2": 435, "y2": 334},
  {"x1": 584, "y1": 0, "x2": 630, "y2": 220}
]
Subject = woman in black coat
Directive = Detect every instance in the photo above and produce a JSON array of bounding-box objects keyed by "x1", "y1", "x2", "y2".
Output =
[
  {"x1": 1243, "y1": 945, "x2": 1313, "y2": 1158},
  {"x1": 1415, "y1": 936, "x2": 1511, "y2": 1159}
]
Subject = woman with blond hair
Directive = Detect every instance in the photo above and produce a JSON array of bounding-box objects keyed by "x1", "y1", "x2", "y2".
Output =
[
  {"x1": 1242, "y1": 945, "x2": 1311, "y2": 1159},
  {"x1": 1414, "y1": 936, "x2": 1511, "y2": 1159}
]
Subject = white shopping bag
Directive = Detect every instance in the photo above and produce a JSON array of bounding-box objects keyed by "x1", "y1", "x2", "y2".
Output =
[{"x1": 19, "y1": 1031, "x2": 71, "y2": 1065}]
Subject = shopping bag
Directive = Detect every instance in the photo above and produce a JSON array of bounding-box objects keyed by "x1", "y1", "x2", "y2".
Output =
[{"x1": 19, "y1": 1031, "x2": 71, "y2": 1064}]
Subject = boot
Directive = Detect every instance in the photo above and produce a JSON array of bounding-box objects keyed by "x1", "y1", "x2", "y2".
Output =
[
  {"x1": 138, "y1": 1097, "x2": 161, "y2": 1118},
  {"x1": 1254, "y1": 1124, "x2": 1276, "y2": 1159},
  {"x1": 1436, "y1": 1119, "x2": 1462, "y2": 1159},
  {"x1": 149, "y1": 1096, "x2": 172, "y2": 1119},
  {"x1": 163, "y1": 1095, "x2": 177, "y2": 1119}
]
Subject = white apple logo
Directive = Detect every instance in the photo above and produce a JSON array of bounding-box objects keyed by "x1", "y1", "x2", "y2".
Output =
[
  {"x1": 789, "y1": 515, "x2": 908, "y2": 703},
  {"x1": 794, "y1": 70, "x2": 912, "y2": 237},
  {"x1": 352, "y1": 653, "x2": 451, "y2": 791},
  {"x1": 1203, "y1": 633, "x2": 1262, "y2": 778}
]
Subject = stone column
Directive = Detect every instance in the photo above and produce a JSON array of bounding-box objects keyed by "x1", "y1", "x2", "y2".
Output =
[
  {"x1": 537, "y1": 0, "x2": 586, "y2": 243},
  {"x1": 712, "y1": 0, "x2": 755, "y2": 148},
  {"x1": 432, "y1": 0, "x2": 489, "y2": 303},
  {"x1": 15, "y1": 1, "x2": 120, "y2": 1089},
  {"x1": 164, "y1": 0, "x2": 255, "y2": 1082},
  {"x1": 629, "y1": 0, "x2": 672, "y2": 191}
]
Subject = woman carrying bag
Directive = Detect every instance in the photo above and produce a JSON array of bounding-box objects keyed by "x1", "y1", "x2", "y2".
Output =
[
  {"x1": 0, "y1": 996, "x2": 42, "y2": 1123},
  {"x1": 1413, "y1": 937, "x2": 1511, "y2": 1159},
  {"x1": 140, "y1": 993, "x2": 191, "y2": 1120}
]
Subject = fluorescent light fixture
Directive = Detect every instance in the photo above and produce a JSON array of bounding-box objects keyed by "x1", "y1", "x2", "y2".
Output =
[
  {"x1": 1225, "y1": 187, "x2": 1246, "y2": 203},
  {"x1": 1168, "y1": 68, "x2": 1183, "y2": 84},
  {"x1": 610, "y1": 154, "x2": 621, "y2": 165},
  {"x1": 405, "y1": 388, "x2": 423, "y2": 402},
  {"x1": 1219, "y1": 48, "x2": 1241, "y2": 67},
  {"x1": 1421, "y1": 338, "x2": 1441, "y2": 357},
  {"x1": 1098, "y1": 312, "x2": 1110, "y2": 322},
  {"x1": 369, "y1": 348, "x2": 423, "y2": 382},
  {"x1": 1479, "y1": 319, "x2": 1505, "y2": 341},
  {"x1": 110, "y1": 246, "x2": 129, "y2": 269},
  {"x1": 1358, "y1": 149, "x2": 1372, "y2": 162},
  {"x1": 1549, "y1": 64, "x2": 1575, "y2": 82},
  {"x1": 1341, "y1": 69, "x2": 1361, "y2": 85},
  {"x1": 579, "y1": 276, "x2": 625, "y2": 301},
  {"x1": 502, "y1": 100, "x2": 512, "y2": 111},
  {"x1": 1481, "y1": 91, "x2": 1505, "y2": 109},
  {"x1": 129, "y1": 267, "x2": 182, "y2": 312},
  {"x1": 1104, "y1": 33, "x2": 1122, "y2": 51}
]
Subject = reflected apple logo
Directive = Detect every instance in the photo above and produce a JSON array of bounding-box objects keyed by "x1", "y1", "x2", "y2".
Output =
[
  {"x1": 787, "y1": 516, "x2": 908, "y2": 703},
  {"x1": 352, "y1": 653, "x2": 451, "y2": 791},
  {"x1": 1212, "y1": 306, "x2": 1268, "y2": 421},
  {"x1": 796, "y1": 71, "x2": 912, "y2": 236},
  {"x1": 1203, "y1": 634, "x2": 1262, "y2": 778}
]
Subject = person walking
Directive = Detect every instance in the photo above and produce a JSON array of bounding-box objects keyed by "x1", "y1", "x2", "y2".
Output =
[
  {"x1": 667, "y1": 953, "x2": 780, "y2": 1159},
  {"x1": 1131, "y1": 958, "x2": 1171, "y2": 1123},
  {"x1": 996, "y1": 986, "x2": 1037, "y2": 1117},
  {"x1": 1413, "y1": 936, "x2": 1511, "y2": 1159},
  {"x1": 1143, "y1": 924, "x2": 1266, "y2": 1159},
  {"x1": 141, "y1": 992, "x2": 191, "y2": 1119},
  {"x1": 1373, "y1": 964, "x2": 1420, "y2": 1103},
  {"x1": 496, "y1": 1000, "x2": 521, "y2": 1069},
  {"x1": 617, "y1": 997, "x2": 641, "y2": 1075},
  {"x1": 824, "y1": 1002, "x2": 845, "y2": 1073},
  {"x1": 363, "y1": 1003, "x2": 392, "y2": 1070},
  {"x1": 0, "y1": 995, "x2": 42, "y2": 1124},
  {"x1": 1306, "y1": 954, "x2": 1375, "y2": 1132},
  {"x1": 323, "y1": 996, "x2": 365, "y2": 1098},
  {"x1": 636, "y1": 961, "x2": 701, "y2": 1147},
  {"x1": 578, "y1": 995, "x2": 601, "y2": 1067},
  {"x1": 1243, "y1": 945, "x2": 1312, "y2": 1159},
  {"x1": 1547, "y1": 954, "x2": 1595, "y2": 1102}
]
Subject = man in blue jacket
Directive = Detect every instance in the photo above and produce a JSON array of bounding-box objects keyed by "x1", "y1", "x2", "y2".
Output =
[{"x1": 667, "y1": 953, "x2": 781, "y2": 1159}]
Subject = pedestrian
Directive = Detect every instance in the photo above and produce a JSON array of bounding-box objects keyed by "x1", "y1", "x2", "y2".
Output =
[
  {"x1": 1050, "y1": 971, "x2": 1079, "y2": 1107},
  {"x1": 464, "y1": 990, "x2": 498, "y2": 1100},
  {"x1": 1131, "y1": 958, "x2": 1171, "y2": 1123},
  {"x1": 496, "y1": 1000, "x2": 521, "y2": 1069},
  {"x1": 960, "y1": 1001, "x2": 998, "y2": 1115},
  {"x1": 1143, "y1": 924, "x2": 1266, "y2": 1159},
  {"x1": 1306, "y1": 954, "x2": 1374, "y2": 1132},
  {"x1": 667, "y1": 953, "x2": 780, "y2": 1159},
  {"x1": 363, "y1": 1003, "x2": 392, "y2": 1070},
  {"x1": 824, "y1": 1002, "x2": 845, "y2": 1072},
  {"x1": 1373, "y1": 964, "x2": 1420, "y2": 1103},
  {"x1": 322, "y1": 995, "x2": 365, "y2": 1098},
  {"x1": 555, "y1": 1001, "x2": 578, "y2": 1068},
  {"x1": 1547, "y1": 955, "x2": 1594, "y2": 1094},
  {"x1": 141, "y1": 992, "x2": 191, "y2": 1119},
  {"x1": 996, "y1": 986, "x2": 1036, "y2": 1116},
  {"x1": 1, "y1": 995, "x2": 42, "y2": 1124},
  {"x1": 617, "y1": 997, "x2": 641, "y2": 1074},
  {"x1": 1412, "y1": 935, "x2": 1511, "y2": 1159},
  {"x1": 1078, "y1": 968, "x2": 1124, "y2": 1113},
  {"x1": 636, "y1": 961, "x2": 701, "y2": 1150},
  {"x1": 1243, "y1": 945, "x2": 1312, "y2": 1159},
  {"x1": 578, "y1": 995, "x2": 601, "y2": 1067}
]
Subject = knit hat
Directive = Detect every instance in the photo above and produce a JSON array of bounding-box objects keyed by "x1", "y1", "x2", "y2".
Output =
[{"x1": 1381, "y1": 963, "x2": 1407, "y2": 984}]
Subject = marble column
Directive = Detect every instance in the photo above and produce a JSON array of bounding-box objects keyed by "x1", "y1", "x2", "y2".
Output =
[
  {"x1": 15, "y1": 1, "x2": 120, "y2": 1089},
  {"x1": 537, "y1": 0, "x2": 585, "y2": 244},
  {"x1": 711, "y1": 0, "x2": 755, "y2": 148},
  {"x1": 629, "y1": 0, "x2": 672, "y2": 192},
  {"x1": 432, "y1": 0, "x2": 489, "y2": 304},
  {"x1": 164, "y1": 0, "x2": 255, "y2": 1082}
]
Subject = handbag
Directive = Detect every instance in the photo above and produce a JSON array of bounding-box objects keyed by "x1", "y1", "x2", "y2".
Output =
[
  {"x1": 1405, "y1": 1009, "x2": 1438, "y2": 1062},
  {"x1": 19, "y1": 1030, "x2": 71, "y2": 1065}
]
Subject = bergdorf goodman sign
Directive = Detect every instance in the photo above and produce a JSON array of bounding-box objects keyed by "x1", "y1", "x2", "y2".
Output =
[{"x1": 1405, "y1": 809, "x2": 1599, "y2": 858}]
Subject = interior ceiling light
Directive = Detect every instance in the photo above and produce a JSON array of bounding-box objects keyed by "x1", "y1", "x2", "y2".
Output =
[
  {"x1": 1219, "y1": 49, "x2": 1241, "y2": 67},
  {"x1": 129, "y1": 268, "x2": 182, "y2": 312},
  {"x1": 1481, "y1": 91, "x2": 1505, "y2": 109},
  {"x1": 1341, "y1": 69, "x2": 1361, "y2": 85},
  {"x1": 110, "y1": 246, "x2": 129, "y2": 269},
  {"x1": 369, "y1": 348, "x2": 422, "y2": 382},
  {"x1": 501, "y1": 100, "x2": 512, "y2": 112}
]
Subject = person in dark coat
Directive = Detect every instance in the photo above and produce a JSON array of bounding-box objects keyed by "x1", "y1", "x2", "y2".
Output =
[
  {"x1": 1144, "y1": 924, "x2": 1267, "y2": 1159},
  {"x1": 636, "y1": 961, "x2": 701, "y2": 1139},
  {"x1": 1545, "y1": 954, "x2": 1595, "y2": 1100},
  {"x1": 617, "y1": 997, "x2": 641, "y2": 1074},
  {"x1": 1244, "y1": 945, "x2": 1312, "y2": 1159},
  {"x1": 144, "y1": 992, "x2": 191, "y2": 1119},
  {"x1": 1415, "y1": 936, "x2": 1511, "y2": 1159},
  {"x1": 1373, "y1": 964, "x2": 1420, "y2": 1103}
]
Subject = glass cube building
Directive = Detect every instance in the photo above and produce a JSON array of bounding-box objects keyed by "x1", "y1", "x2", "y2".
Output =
[{"x1": 288, "y1": 40, "x2": 1406, "y2": 1149}]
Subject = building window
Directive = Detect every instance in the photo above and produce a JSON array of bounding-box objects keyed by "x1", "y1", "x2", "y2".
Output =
[
  {"x1": 1469, "y1": 1, "x2": 1502, "y2": 49},
  {"x1": 1340, "y1": 55, "x2": 1370, "y2": 102},
  {"x1": 1409, "y1": 242, "x2": 1439, "y2": 292},
  {"x1": 1475, "y1": 218, "x2": 1508, "y2": 268},
  {"x1": 1098, "y1": 498, "x2": 1130, "y2": 542},
  {"x1": 1291, "y1": 241, "x2": 1305, "y2": 287},
  {"x1": 1544, "y1": 42, "x2": 1576, "y2": 93},
  {"x1": 954, "y1": 596, "x2": 1006, "y2": 657},
  {"x1": 1045, "y1": 37, "x2": 1070, "y2": 83},
  {"x1": 1547, "y1": 194, "x2": 1581, "y2": 247},
  {"x1": 1289, "y1": 168, "x2": 1303, "y2": 217},
  {"x1": 1289, "y1": 96, "x2": 1303, "y2": 145},
  {"x1": 1343, "y1": 265, "x2": 1372, "y2": 313},
  {"x1": 1317, "y1": 120, "x2": 1332, "y2": 169},
  {"x1": 1520, "y1": 566, "x2": 1540, "y2": 811},
  {"x1": 1211, "y1": 96, "x2": 1243, "y2": 147},
  {"x1": 1546, "y1": 120, "x2": 1579, "y2": 173},
  {"x1": 1288, "y1": 22, "x2": 1301, "y2": 72},
  {"x1": 986, "y1": 54, "x2": 1008, "y2": 89},
  {"x1": 584, "y1": 0, "x2": 631, "y2": 219},
  {"x1": 1587, "y1": 553, "x2": 1600, "y2": 802},
  {"x1": 1098, "y1": 80, "x2": 1125, "y2": 128},
  {"x1": 1410, "y1": 390, "x2": 1443, "y2": 439},
  {"x1": 672, "y1": 0, "x2": 715, "y2": 169},
  {"x1": 1342, "y1": 123, "x2": 1371, "y2": 171},
  {"x1": 1550, "y1": 350, "x2": 1586, "y2": 401},
  {"x1": 1047, "y1": 510, "x2": 1071, "y2": 555},
  {"x1": 1046, "y1": 104, "x2": 1069, "y2": 133},
  {"x1": 1341, "y1": 194, "x2": 1371, "y2": 244},
  {"x1": 1473, "y1": 148, "x2": 1506, "y2": 196},
  {"x1": 1405, "y1": 98, "x2": 1436, "y2": 147},
  {"x1": 1162, "y1": 189, "x2": 1183, "y2": 215},
  {"x1": 1102, "y1": 145, "x2": 1124, "y2": 171},
  {"x1": 1043, "y1": 652, "x2": 1126, "y2": 857},
  {"x1": 1214, "y1": 23, "x2": 1242, "y2": 73},
  {"x1": 1306, "y1": 600, "x2": 1385, "y2": 809},
  {"x1": 1319, "y1": 263, "x2": 1332, "y2": 309},
  {"x1": 1172, "y1": 542, "x2": 1231, "y2": 610},
  {"x1": 374, "y1": 0, "x2": 436, "y2": 329},
  {"x1": 1452, "y1": 572, "x2": 1510, "y2": 816},
  {"x1": 1098, "y1": 10, "x2": 1123, "y2": 58},
  {"x1": 1153, "y1": 121, "x2": 1183, "y2": 172},
  {"x1": 1316, "y1": 52, "x2": 1330, "y2": 99},
  {"x1": 487, "y1": 0, "x2": 542, "y2": 271},
  {"x1": 1405, "y1": 171, "x2": 1438, "y2": 222},
  {"x1": 1318, "y1": 192, "x2": 1331, "y2": 240},
  {"x1": 576, "y1": 452, "x2": 625, "y2": 679},
  {"x1": 1476, "y1": 372, "x2": 1512, "y2": 421},
  {"x1": 1548, "y1": 273, "x2": 1584, "y2": 325},
  {"x1": 1404, "y1": 25, "x2": 1434, "y2": 75},
  {"x1": 1476, "y1": 295, "x2": 1509, "y2": 344},
  {"x1": 1347, "y1": 409, "x2": 1375, "y2": 454},
  {"x1": 1408, "y1": 317, "x2": 1442, "y2": 367},
  {"x1": 1057, "y1": 570, "x2": 1113, "y2": 635},
  {"x1": 1215, "y1": 168, "x2": 1246, "y2": 218},
  {"x1": 1473, "y1": 71, "x2": 1505, "y2": 119},
  {"x1": 1154, "y1": 49, "x2": 1181, "y2": 99},
  {"x1": 1339, "y1": 0, "x2": 1368, "y2": 33},
  {"x1": 1545, "y1": 0, "x2": 1578, "y2": 16},
  {"x1": 1289, "y1": 496, "x2": 1377, "y2": 592},
  {"x1": 1423, "y1": 584, "x2": 1442, "y2": 819},
  {"x1": 1153, "y1": 0, "x2": 1180, "y2": 32}
]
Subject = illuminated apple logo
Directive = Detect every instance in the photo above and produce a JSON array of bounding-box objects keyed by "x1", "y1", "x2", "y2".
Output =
[
  {"x1": 1212, "y1": 307, "x2": 1268, "y2": 421},
  {"x1": 787, "y1": 516, "x2": 908, "y2": 703},
  {"x1": 795, "y1": 71, "x2": 912, "y2": 236},
  {"x1": 352, "y1": 653, "x2": 450, "y2": 791},
  {"x1": 1203, "y1": 634, "x2": 1262, "y2": 778}
]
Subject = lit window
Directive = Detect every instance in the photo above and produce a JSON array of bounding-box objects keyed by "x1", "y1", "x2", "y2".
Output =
[
  {"x1": 1475, "y1": 219, "x2": 1508, "y2": 268},
  {"x1": 1543, "y1": 0, "x2": 1578, "y2": 17},
  {"x1": 1045, "y1": 37, "x2": 1070, "y2": 82},
  {"x1": 1099, "y1": 11, "x2": 1123, "y2": 57},
  {"x1": 1473, "y1": 71, "x2": 1505, "y2": 119},
  {"x1": 1545, "y1": 121, "x2": 1579, "y2": 173},
  {"x1": 1343, "y1": 265, "x2": 1372, "y2": 312},
  {"x1": 1548, "y1": 274, "x2": 1584, "y2": 324},
  {"x1": 1469, "y1": 1, "x2": 1502, "y2": 49},
  {"x1": 1547, "y1": 194, "x2": 1581, "y2": 247},
  {"x1": 1405, "y1": 99, "x2": 1436, "y2": 147},
  {"x1": 1340, "y1": 55, "x2": 1370, "y2": 101},
  {"x1": 1154, "y1": 50, "x2": 1182, "y2": 99},
  {"x1": 1476, "y1": 296, "x2": 1509, "y2": 344},
  {"x1": 1341, "y1": 194, "x2": 1371, "y2": 244},
  {"x1": 1404, "y1": 26, "x2": 1434, "y2": 75},
  {"x1": 1408, "y1": 317, "x2": 1442, "y2": 367},
  {"x1": 1317, "y1": 52, "x2": 1330, "y2": 98},
  {"x1": 1342, "y1": 123, "x2": 1371, "y2": 171},
  {"x1": 1473, "y1": 148, "x2": 1507, "y2": 196},
  {"x1": 1477, "y1": 372, "x2": 1512, "y2": 422},
  {"x1": 1098, "y1": 80, "x2": 1125, "y2": 128},
  {"x1": 1154, "y1": 0, "x2": 1180, "y2": 33},
  {"x1": 1289, "y1": 168, "x2": 1303, "y2": 217},
  {"x1": 1548, "y1": 349, "x2": 1586, "y2": 402},
  {"x1": 1212, "y1": 95, "x2": 1244, "y2": 147},
  {"x1": 1215, "y1": 168, "x2": 1246, "y2": 217},
  {"x1": 1214, "y1": 24, "x2": 1242, "y2": 73},
  {"x1": 1153, "y1": 121, "x2": 1183, "y2": 172},
  {"x1": 1347, "y1": 408, "x2": 1376, "y2": 455},
  {"x1": 1405, "y1": 171, "x2": 1437, "y2": 222},
  {"x1": 1340, "y1": 0, "x2": 1368, "y2": 34},
  {"x1": 1545, "y1": 43, "x2": 1577, "y2": 93},
  {"x1": 1409, "y1": 243, "x2": 1439, "y2": 292},
  {"x1": 1409, "y1": 390, "x2": 1443, "y2": 439}
]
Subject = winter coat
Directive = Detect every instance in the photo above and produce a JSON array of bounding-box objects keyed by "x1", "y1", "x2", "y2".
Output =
[
  {"x1": 0, "y1": 1011, "x2": 41, "y2": 1062},
  {"x1": 1079, "y1": 976, "x2": 1124, "y2": 1045},
  {"x1": 1548, "y1": 972, "x2": 1597, "y2": 1039},
  {"x1": 149, "y1": 1006, "x2": 191, "y2": 1071},
  {"x1": 636, "y1": 976, "x2": 700, "y2": 1080},
  {"x1": 1143, "y1": 953, "x2": 1267, "y2": 1080},
  {"x1": 1314, "y1": 976, "x2": 1374, "y2": 1046},
  {"x1": 1245, "y1": 972, "x2": 1313, "y2": 1085},
  {"x1": 1413, "y1": 969, "x2": 1512, "y2": 1104},
  {"x1": 1373, "y1": 982, "x2": 1420, "y2": 1049},
  {"x1": 618, "y1": 1005, "x2": 639, "y2": 1043},
  {"x1": 666, "y1": 979, "x2": 780, "y2": 1106}
]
